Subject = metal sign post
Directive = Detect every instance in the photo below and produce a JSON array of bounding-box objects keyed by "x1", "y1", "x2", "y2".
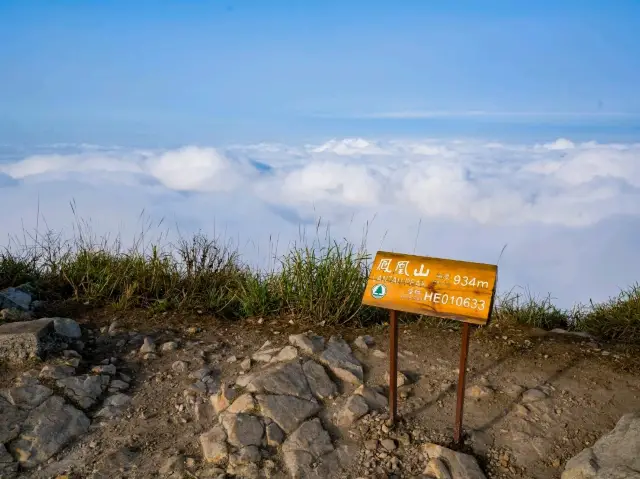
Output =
[
  {"x1": 389, "y1": 309, "x2": 399, "y2": 423},
  {"x1": 454, "y1": 322, "x2": 471, "y2": 444}
]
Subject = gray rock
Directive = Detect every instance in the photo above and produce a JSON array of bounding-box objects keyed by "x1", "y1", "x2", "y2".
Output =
[
  {"x1": 56, "y1": 374, "x2": 110, "y2": 409},
  {"x1": 384, "y1": 370, "x2": 409, "y2": 387},
  {"x1": 353, "y1": 335, "x2": 375, "y2": 352},
  {"x1": 354, "y1": 385, "x2": 388, "y2": 410},
  {"x1": 303, "y1": 360, "x2": 338, "y2": 400},
  {"x1": 271, "y1": 345, "x2": 299, "y2": 362},
  {"x1": 0, "y1": 308, "x2": 32, "y2": 323},
  {"x1": 0, "y1": 396, "x2": 27, "y2": 443},
  {"x1": 200, "y1": 425, "x2": 228, "y2": 465},
  {"x1": 9, "y1": 395, "x2": 90, "y2": 469},
  {"x1": 227, "y1": 393, "x2": 256, "y2": 414},
  {"x1": 319, "y1": 336, "x2": 363, "y2": 384},
  {"x1": 522, "y1": 388, "x2": 548, "y2": 403},
  {"x1": 227, "y1": 462, "x2": 261, "y2": 479},
  {"x1": 0, "y1": 443, "x2": 18, "y2": 479},
  {"x1": 91, "y1": 364, "x2": 117, "y2": 375},
  {"x1": 189, "y1": 367, "x2": 213, "y2": 380},
  {"x1": 108, "y1": 380, "x2": 130, "y2": 393},
  {"x1": 424, "y1": 458, "x2": 453, "y2": 479},
  {"x1": 139, "y1": 336, "x2": 156, "y2": 354},
  {"x1": 237, "y1": 360, "x2": 313, "y2": 400},
  {"x1": 172, "y1": 360, "x2": 189, "y2": 373},
  {"x1": 562, "y1": 412, "x2": 640, "y2": 479},
  {"x1": 230, "y1": 445, "x2": 261, "y2": 465},
  {"x1": 1, "y1": 383, "x2": 53, "y2": 410},
  {"x1": 159, "y1": 455, "x2": 185, "y2": 476},
  {"x1": 240, "y1": 357, "x2": 252, "y2": 371},
  {"x1": 466, "y1": 385, "x2": 494, "y2": 399},
  {"x1": 372, "y1": 349, "x2": 387, "y2": 359},
  {"x1": 422, "y1": 443, "x2": 486, "y2": 479},
  {"x1": 211, "y1": 383, "x2": 237, "y2": 414},
  {"x1": 266, "y1": 422, "x2": 285, "y2": 446},
  {"x1": 282, "y1": 418, "x2": 336, "y2": 478},
  {"x1": 257, "y1": 394, "x2": 321, "y2": 434},
  {"x1": 52, "y1": 317, "x2": 82, "y2": 339},
  {"x1": 161, "y1": 341, "x2": 179, "y2": 352},
  {"x1": 337, "y1": 394, "x2": 369, "y2": 426},
  {"x1": 380, "y1": 439, "x2": 396, "y2": 451},
  {"x1": 94, "y1": 393, "x2": 131, "y2": 419},
  {"x1": 39, "y1": 365, "x2": 75, "y2": 380},
  {"x1": 0, "y1": 287, "x2": 32, "y2": 311},
  {"x1": 0, "y1": 318, "x2": 53, "y2": 362},
  {"x1": 289, "y1": 333, "x2": 325, "y2": 355},
  {"x1": 220, "y1": 413, "x2": 264, "y2": 447}
]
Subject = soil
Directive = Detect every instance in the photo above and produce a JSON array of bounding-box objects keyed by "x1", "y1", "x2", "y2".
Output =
[{"x1": 4, "y1": 304, "x2": 640, "y2": 479}]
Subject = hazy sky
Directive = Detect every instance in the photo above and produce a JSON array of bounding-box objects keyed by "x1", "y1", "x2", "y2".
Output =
[{"x1": 0, "y1": 1, "x2": 639, "y2": 308}]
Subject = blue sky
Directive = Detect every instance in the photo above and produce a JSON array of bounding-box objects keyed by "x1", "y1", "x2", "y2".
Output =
[{"x1": 1, "y1": 0, "x2": 640, "y2": 144}]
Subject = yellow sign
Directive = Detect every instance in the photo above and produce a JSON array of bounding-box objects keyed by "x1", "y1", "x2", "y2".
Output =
[{"x1": 362, "y1": 251, "x2": 498, "y2": 325}]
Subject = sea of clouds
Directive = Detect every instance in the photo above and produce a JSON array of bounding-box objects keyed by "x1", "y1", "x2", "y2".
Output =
[{"x1": 1, "y1": 137, "x2": 638, "y2": 308}]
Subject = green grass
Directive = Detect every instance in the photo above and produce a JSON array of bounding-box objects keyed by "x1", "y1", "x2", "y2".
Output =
[{"x1": 0, "y1": 220, "x2": 638, "y2": 344}]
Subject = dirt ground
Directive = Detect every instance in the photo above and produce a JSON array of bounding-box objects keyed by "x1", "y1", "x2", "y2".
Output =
[{"x1": 4, "y1": 305, "x2": 640, "y2": 479}]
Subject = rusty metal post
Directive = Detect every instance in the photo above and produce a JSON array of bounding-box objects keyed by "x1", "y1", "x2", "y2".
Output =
[
  {"x1": 454, "y1": 322, "x2": 471, "y2": 445},
  {"x1": 389, "y1": 309, "x2": 399, "y2": 424}
]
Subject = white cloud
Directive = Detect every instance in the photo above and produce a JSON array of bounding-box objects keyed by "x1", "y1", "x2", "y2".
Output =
[{"x1": 1, "y1": 137, "x2": 639, "y2": 307}]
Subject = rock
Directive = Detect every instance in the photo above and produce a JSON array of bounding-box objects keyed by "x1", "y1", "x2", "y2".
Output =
[
  {"x1": 39, "y1": 365, "x2": 75, "y2": 380},
  {"x1": 423, "y1": 443, "x2": 486, "y2": 479},
  {"x1": 230, "y1": 445, "x2": 261, "y2": 465},
  {"x1": 522, "y1": 388, "x2": 548, "y2": 403},
  {"x1": 502, "y1": 384, "x2": 525, "y2": 398},
  {"x1": 227, "y1": 393, "x2": 256, "y2": 414},
  {"x1": 139, "y1": 337, "x2": 156, "y2": 354},
  {"x1": 266, "y1": 422, "x2": 285, "y2": 446},
  {"x1": 220, "y1": 413, "x2": 264, "y2": 447},
  {"x1": 562, "y1": 412, "x2": 640, "y2": 479},
  {"x1": 380, "y1": 439, "x2": 396, "y2": 451},
  {"x1": 466, "y1": 385, "x2": 494, "y2": 399},
  {"x1": 353, "y1": 335, "x2": 375, "y2": 352},
  {"x1": 237, "y1": 360, "x2": 313, "y2": 400},
  {"x1": 172, "y1": 360, "x2": 189, "y2": 373},
  {"x1": 271, "y1": 345, "x2": 299, "y2": 362},
  {"x1": 0, "y1": 287, "x2": 32, "y2": 311},
  {"x1": 252, "y1": 347, "x2": 280, "y2": 363},
  {"x1": 282, "y1": 418, "x2": 336, "y2": 478},
  {"x1": 550, "y1": 328, "x2": 596, "y2": 340},
  {"x1": 9, "y1": 395, "x2": 90, "y2": 469},
  {"x1": 161, "y1": 341, "x2": 179, "y2": 352},
  {"x1": 52, "y1": 317, "x2": 82, "y2": 339},
  {"x1": 108, "y1": 380, "x2": 129, "y2": 393},
  {"x1": 211, "y1": 383, "x2": 237, "y2": 414},
  {"x1": 257, "y1": 394, "x2": 321, "y2": 434},
  {"x1": 0, "y1": 443, "x2": 18, "y2": 478},
  {"x1": 92, "y1": 364, "x2": 117, "y2": 375},
  {"x1": 193, "y1": 401, "x2": 215, "y2": 424},
  {"x1": 159, "y1": 455, "x2": 185, "y2": 476},
  {"x1": 0, "y1": 318, "x2": 53, "y2": 362},
  {"x1": 372, "y1": 349, "x2": 386, "y2": 359},
  {"x1": 424, "y1": 457, "x2": 453, "y2": 479},
  {"x1": 354, "y1": 385, "x2": 388, "y2": 410},
  {"x1": 0, "y1": 308, "x2": 32, "y2": 323},
  {"x1": 289, "y1": 333, "x2": 325, "y2": 355},
  {"x1": 319, "y1": 336, "x2": 364, "y2": 384},
  {"x1": 190, "y1": 367, "x2": 213, "y2": 380},
  {"x1": 338, "y1": 394, "x2": 369, "y2": 426},
  {"x1": 384, "y1": 370, "x2": 409, "y2": 387},
  {"x1": 227, "y1": 462, "x2": 261, "y2": 479},
  {"x1": 303, "y1": 360, "x2": 338, "y2": 400},
  {"x1": 1, "y1": 383, "x2": 53, "y2": 410},
  {"x1": 200, "y1": 425, "x2": 228, "y2": 465},
  {"x1": 0, "y1": 396, "x2": 27, "y2": 443},
  {"x1": 240, "y1": 357, "x2": 251, "y2": 371},
  {"x1": 103, "y1": 393, "x2": 131, "y2": 408},
  {"x1": 56, "y1": 375, "x2": 110, "y2": 409}
]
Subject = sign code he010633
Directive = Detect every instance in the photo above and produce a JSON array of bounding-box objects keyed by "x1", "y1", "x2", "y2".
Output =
[{"x1": 362, "y1": 251, "x2": 498, "y2": 325}]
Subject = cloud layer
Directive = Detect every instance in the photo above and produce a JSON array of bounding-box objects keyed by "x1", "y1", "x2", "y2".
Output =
[{"x1": 1, "y1": 137, "x2": 639, "y2": 307}]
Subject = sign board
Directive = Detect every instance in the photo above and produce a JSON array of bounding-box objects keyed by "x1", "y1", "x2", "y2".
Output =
[{"x1": 362, "y1": 251, "x2": 498, "y2": 325}]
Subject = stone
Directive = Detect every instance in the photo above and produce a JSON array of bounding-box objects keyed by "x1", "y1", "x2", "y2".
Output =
[
  {"x1": 237, "y1": 360, "x2": 313, "y2": 400},
  {"x1": 227, "y1": 463, "x2": 261, "y2": 479},
  {"x1": 103, "y1": 393, "x2": 131, "y2": 408},
  {"x1": 319, "y1": 336, "x2": 364, "y2": 384},
  {"x1": 240, "y1": 357, "x2": 251, "y2": 371},
  {"x1": 354, "y1": 385, "x2": 388, "y2": 410},
  {"x1": 282, "y1": 418, "x2": 336, "y2": 478},
  {"x1": 159, "y1": 455, "x2": 185, "y2": 476},
  {"x1": 423, "y1": 443, "x2": 486, "y2": 479},
  {"x1": 502, "y1": 383, "x2": 525, "y2": 398},
  {"x1": 230, "y1": 445, "x2": 261, "y2": 465},
  {"x1": 193, "y1": 401, "x2": 215, "y2": 424},
  {"x1": 562, "y1": 412, "x2": 640, "y2": 479},
  {"x1": 466, "y1": 385, "x2": 494, "y2": 399},
  {"x1": 108, "y1": 380, "x2": 129, "y2": 393},
  {"x1": 270, "y1": 345, "x2": 299, "y2": 362},
  {"x1": 338, "y1": 394, "x2": 369, "y2": 426},
  {"x1": 0, "y1": 287, "x2": 32, "y2": 311},
  {"x1": 522, "y1": 388, "x2": 548, "y2": 403},
  {"x1": 0, "y1": 308, "x2": 32, "y2": 323},
  {"x1": 9, "y1": 395, "x2": 90, "y2": 469},
  {"x1": 1, "y1": 383, "x2": 53, "y2": 410},
  {"x1": 92, "y1": 364, "x2": 117, "y2": 375},
  {"x1": 384, "y1": 370, "x2": 409, "y2": 387},
  {"x1": 39, "y1": 364, "x2": 75, "y2": 380},
  {"x1": 266, "y1": 422, "x2": 285, "y2": 446},
  {"x1": 289, "y1": 333, "x2": 325, "y2": 355},
  {"x1": 63, "y1": 350, "x2": 81, "y2": 359},
  {"x1": 52, "y1": 317, "x2": 82, "y2": 339},
  {"x1": 424, "y1": 457, "x2": 453, "y2": 479},
  {"x1": 252, "y1": 347, "x2": 280, "y2": 363},
  {"x1": 172, "y1": 360, "x2": 189, "y2": 373},
  {"x1": 227, "y1": 393, "x2": 256, "y2": 414},
  {"x1": 189, "y1": 367, "x2": 213, "y2": 380},
  {"x1": 220, "y1": 413, "x2": 264, "y2": 447},
  {"x1": 200, "y1": 425, "x2": 228, "y2": 465},
  {"x1": 380, "y1": 439, "x2": 396, "y2": 451},
  {"x1": 372, "y1": 349, "x2": 386, "y2": 359},
  {"x1": 0, "y1": 443, "x2": 18, "y2": 478},
  {"x1": 210, "y1": 383, "x2": 237, "y2": 414},
  {"x1": 139, "y1": 336, "x2": 156, "y2": 354},
  {"x1": 353, "y1": 335, "x2": 375, "y2": 352},
  {"x1": 0, "y1": 318, "x2": 53, "y2": 362},
  {"x1": 56, "y1": 374, "x2": 110, "y2": 409},
  {"x1": 0, "y1": 396, "x2": 26, "y2": 443},
  {"x1": 303, "y1": 360, "x2": 338, "y2": 400},
  {"x1": 257, "y1": 394, "x2": 321, "y2": 434},
  {"x1": 161, "y1": 341, "x2": 179, "y2": 352}
]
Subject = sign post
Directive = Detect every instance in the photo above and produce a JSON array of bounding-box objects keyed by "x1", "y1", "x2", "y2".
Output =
[{"x1": 361, "y1": 251, "x2": 498, "y2": 444}]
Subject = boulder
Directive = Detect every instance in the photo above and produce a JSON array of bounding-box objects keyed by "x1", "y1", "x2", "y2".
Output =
[
  {"x1": 0, "y1": 287, "x2": 32, "y2": 311},
  {"x1": 236, "y1": 360, "x2": 314, "y2": 400},
  {"x1": 354, "y1": 385, "x2": 388, "y2": 410},
  {"x1": 52, "y1": 318, "x2": 82, "y2": 339},
  {"x1": 282, "y1": 418, "x2": 338, "y2": 478},
  {"x1": 319, "y1": 336, "x2": 363, "y2": 384},
  {"x1": 0, "y1": 318, "x2": 53, "y2": 362},
  {"x1": 422, "y1": 443, "x2": 486, "y2": 479},
  {"x1": 0, "y1": 443, "x2": 18, "y2": 478},
  {"x1": 0, "y1": 396, "x2": 27, "y2": 443},
  {"x1": 337, "y1": 394, "x2": 369, "y2": 426},
  {"x1": 220, "y1": 413, "x2": 264, "y2": 447},
  {"x1": 1, "y1": 383, "x2": 53, "y2": 410},
  {"x1": 256, "y1": 394, "x2": 321, "y2": 434},
  {"x1": 56, "y1": 374, "x2": 110, "y2": 409},
  {"x1": 303, "y1": 360, "x2": 338, "y2": 400}
]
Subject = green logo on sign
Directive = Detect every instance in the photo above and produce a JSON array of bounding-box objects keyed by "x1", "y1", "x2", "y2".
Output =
[{"x1": 371, "y1": 284, "x2": 387, "y2": 299}]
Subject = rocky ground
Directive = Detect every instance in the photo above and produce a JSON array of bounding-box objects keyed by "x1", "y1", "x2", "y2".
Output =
[{"x1": 0, "y1": 286, "x2": 639, "y2": 479}]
